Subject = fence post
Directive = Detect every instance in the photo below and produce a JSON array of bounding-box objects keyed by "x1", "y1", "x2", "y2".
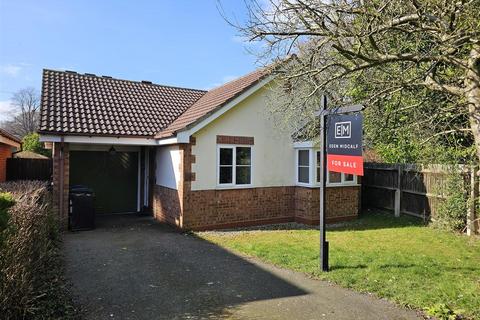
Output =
[
  {"x1": 467, "y1": 166, "x2": 478, "y2": 236},
  {"x1": 394, "y1": 164, "x2": 401, "y2": 217}
]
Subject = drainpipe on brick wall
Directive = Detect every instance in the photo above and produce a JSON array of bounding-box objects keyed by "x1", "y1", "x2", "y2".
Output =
[{"x1": 59, "y1": 136, "x2": 65, "y2": 222}]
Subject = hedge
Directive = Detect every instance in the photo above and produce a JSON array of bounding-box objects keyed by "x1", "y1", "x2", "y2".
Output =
[{"x1": 0, "y1": 181, "x2": 78, "y2": 319}]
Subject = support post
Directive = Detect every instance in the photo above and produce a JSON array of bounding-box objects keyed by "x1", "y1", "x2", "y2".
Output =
[
  {"x1": 59, "y1": 137, "x2": 65, "y2": 225},
  {"x1": 319, "y1": 95, "x2": 329, "y2": 272},
  {"x1": 394, "y1": 164, "x2": 401, "y2": 217}
]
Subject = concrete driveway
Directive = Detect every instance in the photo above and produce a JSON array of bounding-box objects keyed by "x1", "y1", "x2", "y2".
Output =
[{"x1": 63, "y1": 214, "x2": 421, "y2": 320}]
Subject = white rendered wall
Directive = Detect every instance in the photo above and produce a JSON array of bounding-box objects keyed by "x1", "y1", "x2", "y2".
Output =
[
  {"x1": 191, "y1": 87, "x2": 296, "y2": 191},
  {"x1": 155, "y1": 145, "x2": 182, "y2": 190}
]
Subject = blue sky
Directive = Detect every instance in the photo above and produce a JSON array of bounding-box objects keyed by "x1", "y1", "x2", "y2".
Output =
[{"x1": 0, "y1": 0, "x2": 258, "y2": 120}]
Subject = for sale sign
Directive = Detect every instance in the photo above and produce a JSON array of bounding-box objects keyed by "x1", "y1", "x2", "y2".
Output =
[{"x1": 326, "y1": 113, "x2": 363, "y2": 176}]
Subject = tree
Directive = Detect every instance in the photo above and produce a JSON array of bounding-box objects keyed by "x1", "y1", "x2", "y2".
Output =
[
  {"x1": 1, "y1": 87, "x2": 40, "y2": 138},
  {"x1": 231, "y1": 0, "x2": 480, "y2": 164},
  {"x1": 356, "y1": 59, "x2": 476, "y2": 163},
  {"x1": 21, "y1": 133, "x2": 49, "y2": 156}
]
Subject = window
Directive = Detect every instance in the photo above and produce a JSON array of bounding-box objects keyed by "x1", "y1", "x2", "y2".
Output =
[
  {"x1": 236, "y1": 147, "x2": 251, "y2": 184},
  {"x1": 316, "y1": 151, "x2": 321, "y2": 183},
  {"x1": 296, "y1": 146, "x2": 358, "y2": 186},
  {"x1": 297, "y1": 150, "x2": 310, "y2": 184},
  {"x1": 218, "y1": 146, "x2": 252, "y2": 186},
  {"x1": 219, "y1": 147, "x2": 233, "y2": 184},
  {"x1": 315, "y1": 150, "x2": 357, "y2": 186},
  {"x1": 327, "y1": 171, "x2": 356, "y2": 185},
  {"x1": 328, "y1": 171, "x2": 342, "y2": 183}
]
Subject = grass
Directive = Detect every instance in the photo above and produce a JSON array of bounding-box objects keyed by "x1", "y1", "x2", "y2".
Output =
[{"x1": 197, "y1": 212, "x2": 480, "y2": 319}]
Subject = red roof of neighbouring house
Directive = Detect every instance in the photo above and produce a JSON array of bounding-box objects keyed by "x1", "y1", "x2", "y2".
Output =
[
  {"x1": 38, "y1": 66, "x2": 272, "y2": 139},
  {"x1": 0, "y1": 128, "x2": 21, "y2": 146}
]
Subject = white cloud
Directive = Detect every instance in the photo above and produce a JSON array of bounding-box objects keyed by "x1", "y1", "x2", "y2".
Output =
[
  {"x1": 0, "y1": 62, "x2": 32, "y2": 78},
  {"x1": 0, "y1": 100, "x2": 15, "y2": 122},
  {"x1": 0, "y1": 65, "x2": 22, "y2": 77}
]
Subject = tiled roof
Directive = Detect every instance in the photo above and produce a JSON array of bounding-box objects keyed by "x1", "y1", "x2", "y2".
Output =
[
  {"x1": 39, "y1": 69, "x2": 206, "y2": 137},
  {"x1": 0, "y1": 128, "x2": 21, "y2": 144},
  {"x1": 155, "y1": 67, "x2": 271, "y2": 138},
  {"x1": 12, "y1": 150, "x2": 49, "y2": 159}
]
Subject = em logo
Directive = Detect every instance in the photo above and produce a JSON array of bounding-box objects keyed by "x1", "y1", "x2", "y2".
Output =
[{"x1": 335, "y1": 121, "x2": 351, "y2": 139}]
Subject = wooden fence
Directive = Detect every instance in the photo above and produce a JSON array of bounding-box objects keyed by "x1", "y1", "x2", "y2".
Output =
[
  {"x1": 6, "y1": 158, "x2": 52, "y2": 181},
  {"x1": 362, "y1": 162, "x2": 479, "y2": 235}
]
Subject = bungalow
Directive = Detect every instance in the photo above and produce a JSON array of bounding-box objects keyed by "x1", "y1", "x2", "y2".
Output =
[
  {"x1": 39, "y1": 67, "x2": 360, "y2": 230},
  {"x1": 0, "y1": 129, "x2": 21, "y2": 182}
]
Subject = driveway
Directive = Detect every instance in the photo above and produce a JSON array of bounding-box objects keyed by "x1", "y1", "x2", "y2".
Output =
[{"x1": 63, "y1": 214, "x2": 421, "y2": 320}]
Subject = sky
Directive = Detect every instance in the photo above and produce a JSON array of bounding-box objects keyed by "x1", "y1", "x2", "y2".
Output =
[{"x1": 0, "y1": 0, "x2": 259, "y2": 121}]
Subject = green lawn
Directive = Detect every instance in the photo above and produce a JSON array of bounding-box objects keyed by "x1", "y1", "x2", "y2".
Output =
[{"x1": 197, "y1": 213, "x2": 480, "y2": 319}]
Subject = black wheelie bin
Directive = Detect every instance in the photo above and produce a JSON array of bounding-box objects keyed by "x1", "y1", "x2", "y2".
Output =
[{"x1": 69, "y1": 185, "x2": 95, "y2": 231}]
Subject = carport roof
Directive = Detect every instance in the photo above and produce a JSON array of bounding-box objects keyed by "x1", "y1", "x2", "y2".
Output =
[{"x1": 39, "y1": 69, "x2": 206, "y2": 137}]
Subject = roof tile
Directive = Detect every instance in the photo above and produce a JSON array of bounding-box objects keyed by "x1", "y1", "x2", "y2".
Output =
[
  {"x1": 39, "y1": 66, "x2": 272, "y2": 139},
  {"x1": 39, "y1": 69, "x2": 206, "y2": 137},
  {"x1": 155, "y1": 67, "x2": 270, "y2": 138}
]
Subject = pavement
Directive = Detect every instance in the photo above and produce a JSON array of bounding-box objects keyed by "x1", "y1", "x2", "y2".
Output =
[{"x1": 63, "y1": 214, "x2": 422, "y2": 320}]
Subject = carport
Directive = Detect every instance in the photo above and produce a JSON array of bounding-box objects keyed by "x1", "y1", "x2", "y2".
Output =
[{"x1": 68, "y1": 144, "x2": 154, "y2": 215}]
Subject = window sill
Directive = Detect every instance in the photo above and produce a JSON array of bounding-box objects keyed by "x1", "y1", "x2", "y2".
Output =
[
  {"x1": 215, "y1": 184, "x2": 254, "y2": 190},
  {"x1": 296, "y1": 182, "x2": 312, "y2": 188},
  {"x1": 326, "y1": 183, "x2": 360, "y2": 188},
  {"x1": 296, "y1": 183, "x2": 361, "y2": 188}
]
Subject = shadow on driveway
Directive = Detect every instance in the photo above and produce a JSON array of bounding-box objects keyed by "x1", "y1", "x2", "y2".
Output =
[
  {"x1": 64, "y1": 214, "x2": 421, "y2": 320},
  {"x1": 64, "y1": 214, "x2": 307, "y2": 319}
]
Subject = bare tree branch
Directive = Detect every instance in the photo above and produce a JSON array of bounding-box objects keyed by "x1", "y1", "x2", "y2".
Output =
[{"x1": 0, "y1": 87, "x2": 40, "y2": 138}]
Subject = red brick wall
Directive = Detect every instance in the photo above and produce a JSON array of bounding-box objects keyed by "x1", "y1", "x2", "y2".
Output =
[
  {"x1": 152, "y1": 185, "x2": 183, "y2": 227},
  {"x1": 216, "y1": 135, "x2": 254, "y2": 145},
  {"x1": 153, "y1": 183, "x2": 360, "y2": 230},
  {"x1": 183, "y1": 187, "x2": 296, "y2": 230},
  {"x1": 0, "y1": 144, "x2": 13, "y2": 182},
  {"x1": 152, "y1": 139, "x2": 194, "y2": 229},
  {"x1": 294, "y1": 186, "x2": 360, "y2": 225},
  {"x1": 52, "y1": 142, "x2": 69, "y2": 229},
  {"x1": 152, "y1": 139, "x2": 360, "y2": 231}
]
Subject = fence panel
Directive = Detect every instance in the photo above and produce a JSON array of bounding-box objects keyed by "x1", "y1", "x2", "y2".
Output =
[
  {"x1": 361, "y1": 162, "x2": 476, "y2": 223},
  {"x1": 6, "y1": 158, "x2": 52, "y2": 181}
]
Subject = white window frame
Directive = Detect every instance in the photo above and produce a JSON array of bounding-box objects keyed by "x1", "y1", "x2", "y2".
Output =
[
  {"x1": 293, "y1": 144, "x2": 359, "y2": 187},
  {"x1": 217, "y1": 144, "x2": 253, "y2": 188},
  {"x1": 296, "y1": 149, "x2": 314, "y2": 186}
]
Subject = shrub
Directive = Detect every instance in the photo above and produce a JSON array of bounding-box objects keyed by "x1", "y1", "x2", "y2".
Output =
[
  {"x1": 431, "y1": 171, "x2": 468, "y2": 232},
  {"x1": 424, "y1": 303, "x2": 463, "y2": 320},
  {"x1": 0, "y1": 192, "x2": 15, "y2": 233},
  {"x1": 0, "y1": 181, "x2": 77, "y2": 319}
]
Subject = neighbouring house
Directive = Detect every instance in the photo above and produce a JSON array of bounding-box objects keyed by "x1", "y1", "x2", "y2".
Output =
[
  {"x1": 0, "y1": 129, "x2": 21, "y2": 182},
  {"x1": 39, "y1": 67, "x2": 360, "y2": 230}
]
